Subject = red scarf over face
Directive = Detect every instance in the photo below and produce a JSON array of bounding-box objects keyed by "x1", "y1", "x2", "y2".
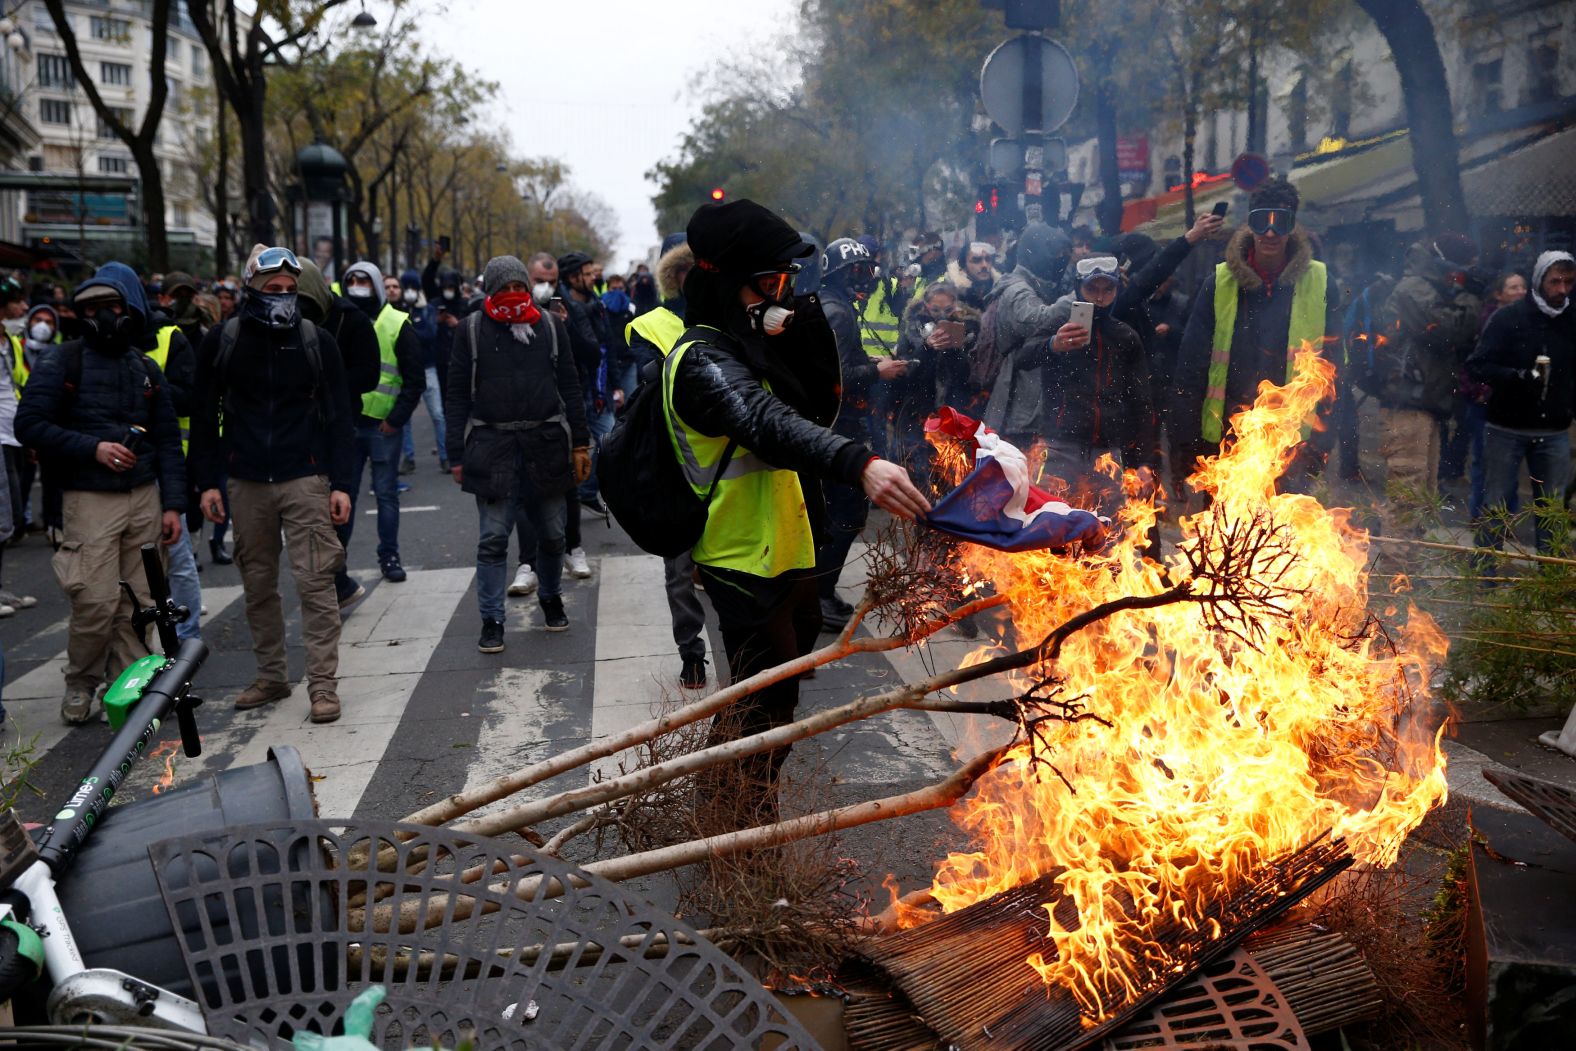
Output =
[{"x1": 484, "y1": 289, "x2": 542, "y2": 325}]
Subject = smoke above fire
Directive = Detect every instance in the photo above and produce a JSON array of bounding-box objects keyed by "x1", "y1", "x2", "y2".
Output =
[{"x1": 907, "y1": 350, "x2": 1449, "y2": 1016}]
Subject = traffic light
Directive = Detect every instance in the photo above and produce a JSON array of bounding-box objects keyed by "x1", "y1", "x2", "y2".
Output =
[
  {"x1": 974, "y1": 181, "x2": 1013, "y2": 238},
  {"x1": 710, "y1": 187, "x2": 725, "y2": 201}
]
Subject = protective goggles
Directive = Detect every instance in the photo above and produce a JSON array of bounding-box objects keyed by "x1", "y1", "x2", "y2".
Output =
[
  {"x1": 748, "y1": 265, "x2": 800, "y2": 304},
  {"x1": 250, "y1": 246, "x2": 302, "y2": 278},
  {"x1": 1247, "y1": 208, "x2": 1295, "y2": 236},
  {"x1": 966, "y1": 243, "x2": 996, "y2": 263},
  {"x1": 905, "y1": 240, "x2": 942, "y2": 262},
  {"x1": 1074, "y1": 255, "x2": 1120, "y2": 282}
]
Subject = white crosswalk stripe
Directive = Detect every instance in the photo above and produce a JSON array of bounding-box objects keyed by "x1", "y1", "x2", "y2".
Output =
[{"x1": 6, "y1": 556, "x2": 1021, "y2": 828}]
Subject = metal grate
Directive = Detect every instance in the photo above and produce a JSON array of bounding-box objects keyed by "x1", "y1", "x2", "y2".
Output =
[
  {"x1": 148, "y1": 820, "x2": 820, "y2": 1050},
  {"x1": 1484, "y1": 769, "x2": 1576, "y2": 846},
  {"x1": 1103, "y1": 948, "x2": 1305, "y2": 1050}
]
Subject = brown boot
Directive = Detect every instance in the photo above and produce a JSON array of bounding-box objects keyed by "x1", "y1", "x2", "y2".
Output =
[
  {"x1": 309, "y1": 691, "x2": 341, "y2": 724},
  {"x1": 235, "y1": 680, "x2": 292, "y2": 710}
]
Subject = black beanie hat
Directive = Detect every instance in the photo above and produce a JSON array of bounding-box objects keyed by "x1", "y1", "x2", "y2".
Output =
[{"x1": 686, "y1": 199, "x2": 811, "y2": 279}]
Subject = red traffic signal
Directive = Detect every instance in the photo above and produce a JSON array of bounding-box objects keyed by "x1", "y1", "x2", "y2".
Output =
[{"x1": 710, "y1": 187, "x2": 725, "y2": 201}]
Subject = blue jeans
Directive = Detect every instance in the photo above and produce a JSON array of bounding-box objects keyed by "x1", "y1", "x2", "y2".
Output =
[
  {"x1": 477, "y1": 481, "x2": 567, "y2": 621},
  {"x1": 346, "y1": 423, "x2": 403, "y2": 563},
  {"x1": 1478, "y1": 424, "x2": 1570, "y2": 553},
  {"x1": 1462, "y1": 402, "x2": 1495, "y2": 521},
  {"x1": 166, "y1": 532, "x2": 203, "y2": 641},
  {"x1": 578, "y1": 391, "x2": 615, "y2": 502},
  {"x1": 402, "y1": 366, "x2": 447, "y2": 463}
]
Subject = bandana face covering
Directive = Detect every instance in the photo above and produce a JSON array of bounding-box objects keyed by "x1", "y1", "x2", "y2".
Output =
[{"x1": 484, "y1": 290, "x2": 542, "y2": 326}]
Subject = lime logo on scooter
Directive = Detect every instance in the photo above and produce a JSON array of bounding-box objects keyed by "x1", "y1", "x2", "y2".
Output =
[{"x1": 55, "y1": 776, "x2": 99, "y2": 821}]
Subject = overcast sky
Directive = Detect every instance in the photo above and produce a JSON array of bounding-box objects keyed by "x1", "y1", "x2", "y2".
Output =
[{"x1": 423, "y1": 0, "x2": 797, "y2": 269}]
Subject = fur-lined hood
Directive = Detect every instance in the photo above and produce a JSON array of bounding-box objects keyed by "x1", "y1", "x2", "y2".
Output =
[
  {"x1": 1222, "y1": 227, "x2": 1314, "y2": 293},
  {"x1": 655, "y1": 242, "x2": 693, "y2": 301},
  {"x1": 946, "y1": 259, "x2": 1000, "y2": 290}
]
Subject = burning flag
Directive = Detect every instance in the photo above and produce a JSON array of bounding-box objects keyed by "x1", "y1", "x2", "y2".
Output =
[{"x1": 921, "y1": 408, "x2": 1106, "y2": 553}]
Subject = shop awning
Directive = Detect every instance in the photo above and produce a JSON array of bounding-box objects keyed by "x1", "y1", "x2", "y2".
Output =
[{"x1": 1368, "y1": 123, "x2": 1576, "y2": 223}]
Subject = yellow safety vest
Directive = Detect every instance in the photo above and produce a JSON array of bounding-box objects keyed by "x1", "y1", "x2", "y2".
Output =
[
  {"x1": 6, "y1": 334, "x2": 26, "y2": 399},
  {"x1": 625, "y1": 307, "x2": 686, "y2": 358},
  {"x1": 143, "y1": 325, "x2": 189, "y2": 453},
  {"x1": 858, "y1": 279, "x2": 904, "y2": 359},
  {"x1": 363, "y1": 303, "x2": 407, "y2": 420},
  {"x1": 661, "y1": 331, "x2": 815, "y2": 578},
  {"x1": 1201, "y1": 260, "x2": 1327, "y2": 443}
]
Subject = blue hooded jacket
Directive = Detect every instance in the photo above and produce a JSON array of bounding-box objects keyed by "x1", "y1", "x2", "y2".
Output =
[{"x1": 14, "y1": 261, "x2": 186, "y2": 506}]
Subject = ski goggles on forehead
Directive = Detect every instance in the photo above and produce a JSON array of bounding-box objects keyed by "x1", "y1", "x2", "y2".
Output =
[
  {"x1": 1248, "y1": 208, "x2": 1295, "y2": 236},
  {"x1": 1075, "y1": 255, "x2": 1120, "y2": 281},
  {"x1": 251, "y1": 246, "x2": 302, "y2": 277},
  {"x1": 748, "y1": 265, "x2": 800, "y2": 303}
]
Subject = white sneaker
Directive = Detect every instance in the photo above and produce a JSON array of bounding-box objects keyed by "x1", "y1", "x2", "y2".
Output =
[
  {"x1": 0, "y1": 590, "x2": 35, "y2": 609},
  {"x1": 565, "y1": 547, "x2": 592, "y2": 579},
  {"x1": 0, "y1": 603, "x2": 15, "y2": 619},
  {"x1": 507, "y1": 564, "x2": 539, "y2": 596}
]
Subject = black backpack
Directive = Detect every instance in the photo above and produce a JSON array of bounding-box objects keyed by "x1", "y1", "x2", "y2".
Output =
[{"x1": 597, "y1": 329, "x2": 736, "y2": 558}]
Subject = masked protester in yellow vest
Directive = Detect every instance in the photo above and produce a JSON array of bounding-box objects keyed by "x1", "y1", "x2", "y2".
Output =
[
  {"x1": 1172, "y1": 176, "x2": 1336, "y2": 491},
  {"x1": 338, "y1": 260, "x2": 426, "y2": 585},
  {"x1": 663, "y1": 198, "x2": 931, "y2": 831}
]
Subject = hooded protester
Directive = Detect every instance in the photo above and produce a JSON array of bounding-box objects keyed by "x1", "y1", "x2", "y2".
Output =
[
  {"x1": 664, "y1": 198, "x2": 930, "y2": 828},
  {"x1": 445, "y1": 254, "x2": 590, "y2": 647},
  {"x1": 1374, "y1": 234, "x2": 1484, "y2": 533},
  {"x1": 337, "y1": 260, "x2": 425, "y2": 584},
  {"x1": 15, "y1": 261, "x2": 186, "y2": 725},
  {"x1": 982, "y1": 222, "x2": 1074, "y2": 448},
  {"x1": 1467, "y1": 249, "x2": 1576, "y2": 553},
  {"x1": 948, "y1": 241, "x2": 1001, "y2": 311},
  {"x1": 1173, "y1": 177, "x2": 1338, "y2": 478},
  {"x1": 189, "y1": 244, "x2": 356, "y2": 725}
]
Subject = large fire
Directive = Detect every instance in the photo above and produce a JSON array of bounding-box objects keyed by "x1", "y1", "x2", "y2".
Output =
[{"x1": 912, "y1": 350, "x2": 1448, "y2": 1015}]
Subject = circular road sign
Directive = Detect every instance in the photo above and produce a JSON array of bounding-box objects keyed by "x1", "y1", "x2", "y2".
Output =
[{"x1": 980, "y1": 34, "x2": 1080, "y2": 136}]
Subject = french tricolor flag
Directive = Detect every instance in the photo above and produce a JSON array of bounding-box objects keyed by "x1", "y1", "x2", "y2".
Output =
[{"x1": 921, "y1": 409, "x2": 1106, "y2": 552}]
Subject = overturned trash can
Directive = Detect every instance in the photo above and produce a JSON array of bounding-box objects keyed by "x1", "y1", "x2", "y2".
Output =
[{"x1": 54, "y1": 746, "x2": 318, "y2": 998}]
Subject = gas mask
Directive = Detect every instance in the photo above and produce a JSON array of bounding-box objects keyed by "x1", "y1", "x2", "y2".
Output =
[
  {"x1": 531, "y1": 282, "x2": 556, "y2": 307},
  {"x1": 29, "y1": 321, "x2": 54, "y2": 342},
  {"x1": 83, "y1": 306, "x2": 133, "y2": 349},
  {"x1": 746, "y1": 302, "x2": 794, "y2": 337},
  {"x1": 241, "y1": 290, "x2": 301, "y2": 331}
]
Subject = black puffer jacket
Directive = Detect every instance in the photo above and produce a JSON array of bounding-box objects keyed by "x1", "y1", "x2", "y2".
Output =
[
  {"x1": 1034, "y1": 295, "x2": 1159, "y2": 468},
  {"x1": 668, "y1": 317, "x2": 870, "y2": 487},
  {"x1": 444, "y1": 311, "x2": 588, "y2": 501},
  {"x1": 16, "y1": 340, "x2": 186, "y2": 506},
  {"x1": 1466, "y1": 292, "x2": 1576, "y2": 432},
  {"x1": 187, "y1": 318, "x2": 355, "y2": 494}
]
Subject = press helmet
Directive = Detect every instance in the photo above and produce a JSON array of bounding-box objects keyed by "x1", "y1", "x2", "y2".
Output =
[{"x1": 822, "y1": 237, "x2": 876, "y2": 294}]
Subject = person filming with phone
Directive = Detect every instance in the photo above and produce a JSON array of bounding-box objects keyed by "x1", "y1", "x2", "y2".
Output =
[{"x1": 1038, "y1": 256, "x2": 1159, "y2": 515}]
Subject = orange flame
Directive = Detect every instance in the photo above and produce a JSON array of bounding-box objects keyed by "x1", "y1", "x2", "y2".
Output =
[
  {"x1": 149, "y1": 739, "x2": 180, "y2": 795},
  {"x1": 911, "y1": 349, "x2": 1448, "y2": 1015}
]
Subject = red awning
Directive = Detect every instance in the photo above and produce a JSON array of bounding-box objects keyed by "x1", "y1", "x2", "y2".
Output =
[{"x1": 1121, "y1": 173, "x2": 1234, "y2": 232}]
